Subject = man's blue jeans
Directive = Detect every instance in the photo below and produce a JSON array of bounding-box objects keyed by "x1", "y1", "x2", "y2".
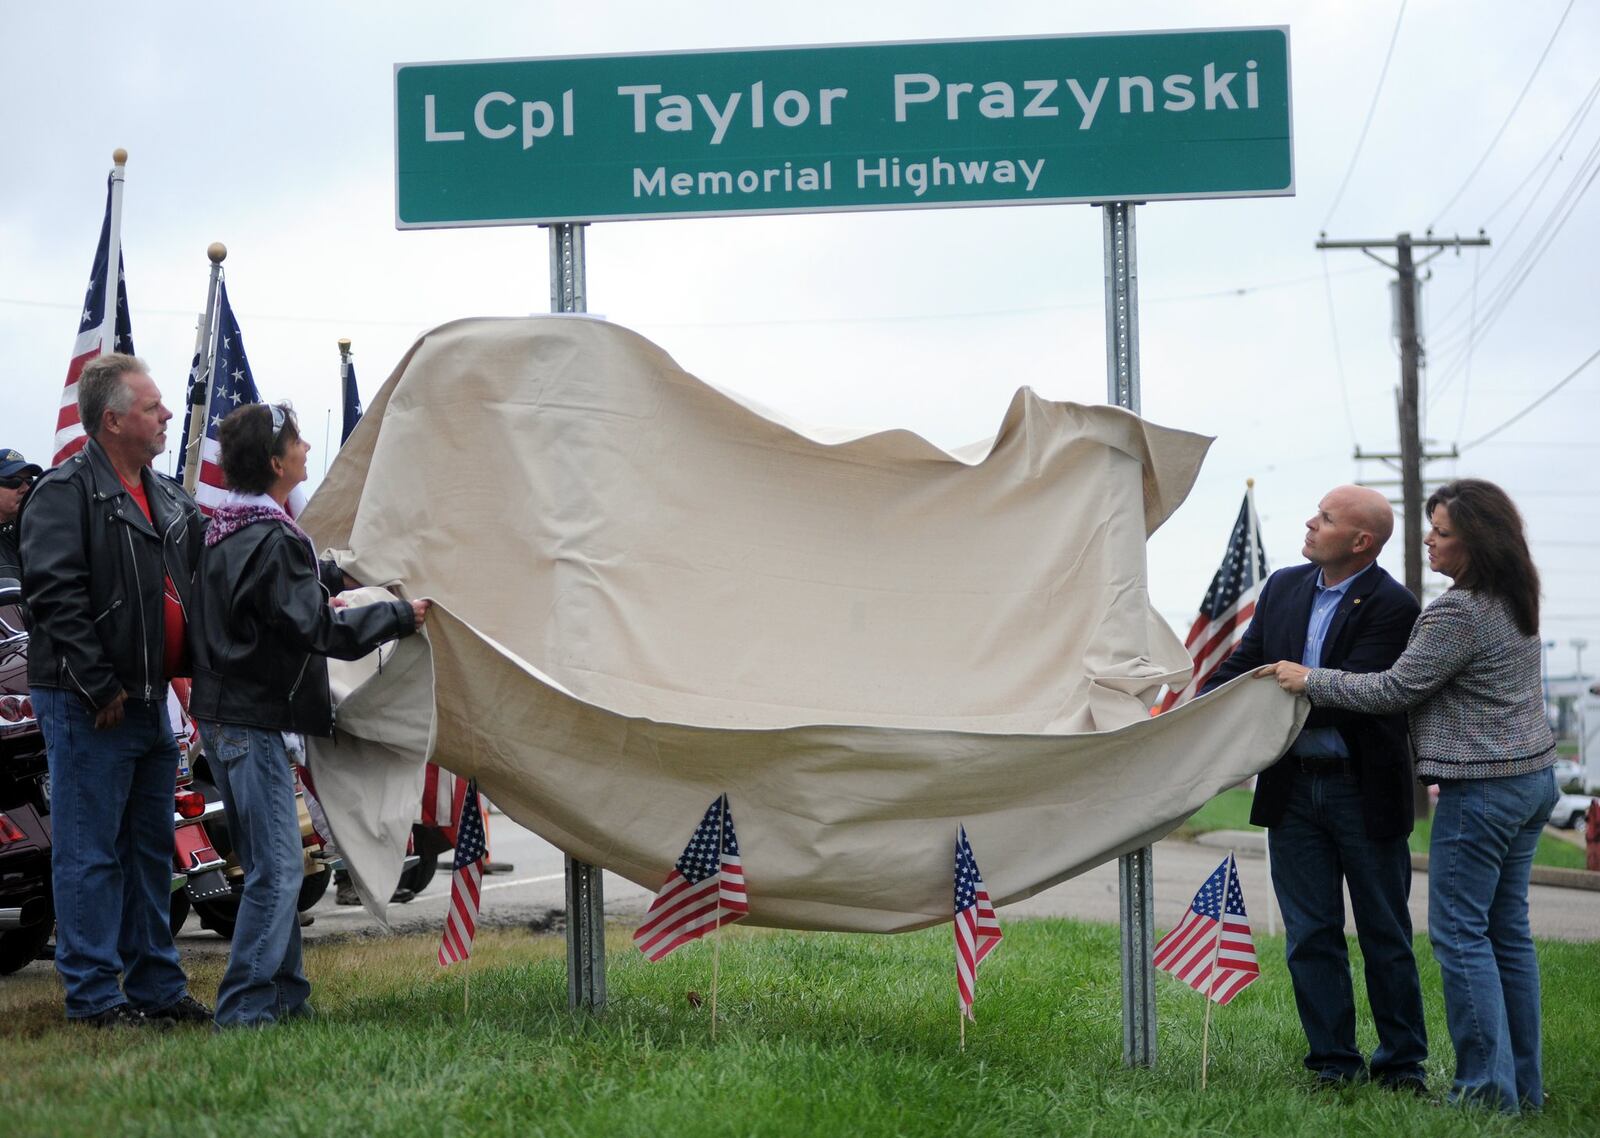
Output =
[
  {"x1": 1430, "y1": 768, "x2": 1558, "y2": 1114},
  {"x1": 197, "y1": 721, "x2": 311, "y2": 1027},
  {"x1": 33, "y1": 687, "x2": 189, "y2": 1018},
  {"x1": 1268, "y1": 770, "x2": 1428, "y2": 1082}
]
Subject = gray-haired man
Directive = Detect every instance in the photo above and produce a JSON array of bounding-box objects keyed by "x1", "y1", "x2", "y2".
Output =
[{"x1": 20, "y1": 353, "x2": 213, "y2": 1028}]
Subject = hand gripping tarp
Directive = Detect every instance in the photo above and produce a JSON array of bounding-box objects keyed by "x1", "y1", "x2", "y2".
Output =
[{"x1": 301, "y1": 317, "x2": 1304, "y2": 932}]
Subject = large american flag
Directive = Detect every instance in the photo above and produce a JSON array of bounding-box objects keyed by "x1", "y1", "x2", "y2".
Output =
[
  {"x1": 53, "y1": 173, "x2": 134, "y2": 465},
  {"x1": 954, "y1": 825, "x2": 1003, "y2": 1022},
  {"x1": 1152, "y1": 853, "x2": 1260, "y2": 1006},
  {"x1": 438, "y1": 778, "x2": 487, "y2": 967},
  {"x1": 633, "y1": 793, "x2": 748, "y2": 962},
  {"x1": 1159, "y1": 490, "x2": 1267, "y2": 711},
  {"x1": 175, "y1": 278, "x2": 258, "y2": 514}
]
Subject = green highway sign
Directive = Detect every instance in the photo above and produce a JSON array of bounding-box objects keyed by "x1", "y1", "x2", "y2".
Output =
[{"x1": 395, "y1": 28, "x2": 1293, "y2": 228}]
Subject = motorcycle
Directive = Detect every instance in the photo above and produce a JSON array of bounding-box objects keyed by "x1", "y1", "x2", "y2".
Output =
[
  {"x1": 166, "y1": 681, "x2": 232, "y2": 935},
  {"x1": 0, "y1": 580, "x2": 51, "y2": 975},
  {"x1": 165, "y1": 684, "x2": 335, "y2": 939}
]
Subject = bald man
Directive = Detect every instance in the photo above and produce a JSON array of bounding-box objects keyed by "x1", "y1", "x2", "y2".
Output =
[{"x1": 1202, "y1": 485, "x2": 1427, "y2": 1092}]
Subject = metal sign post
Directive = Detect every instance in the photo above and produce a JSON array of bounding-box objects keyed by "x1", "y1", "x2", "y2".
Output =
[
  {"x1": 1102, "y1": 201, "x2": 1156, "y2": 1068},
  {"x1": 401, "y1": 26, "x2": 1297, "y2": 1049},
  {"x1": 549, "y1": 221, "x2": 607, "y2": 1014}
]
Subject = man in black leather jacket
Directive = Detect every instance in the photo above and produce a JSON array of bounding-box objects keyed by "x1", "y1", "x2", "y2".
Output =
[{"x1": 19, "y1": 353, "x2": 212, "y2": 1029}]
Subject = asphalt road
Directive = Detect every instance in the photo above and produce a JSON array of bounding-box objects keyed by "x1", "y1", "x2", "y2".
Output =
[{"x1": 159, "y1": 810, "x2": 1599, "y2": 955}]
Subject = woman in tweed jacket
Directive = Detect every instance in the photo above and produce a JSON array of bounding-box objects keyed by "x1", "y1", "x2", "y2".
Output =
[{"x1": 1261, "y1": 479, "x2": 1557, "y2": 1115}]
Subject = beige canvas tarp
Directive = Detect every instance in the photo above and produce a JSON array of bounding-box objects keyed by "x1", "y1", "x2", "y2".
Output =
[{"x1": 301, "y1": 317, "x2": 1303, "y2": 932}]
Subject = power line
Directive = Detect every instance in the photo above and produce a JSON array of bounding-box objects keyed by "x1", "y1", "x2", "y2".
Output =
[
  {"x1": 0, "y1": 265, "x2": 1382, "y2": 334},
  {"x1": 1425, "y1": 137, "x2": 1600, "y2": 386},
  {"x1": 1482, "y1": 71, "x2": 1600, "y2": 228},
  {"x1": 1321, "y1": 0, "x2": 1409, "y2": 230},
  {"x1": 1459, "y1": 344, "x2": 1600, "y2": 449},
  {"x1": 1318, "y1": 252, "x2": 1360, "y2": 450},
  {"x1": 1423, "y1": 74, "x2": 1600, "y2": 340},
  {"x1": 1429, "y1": 0, "x2": 1577, "y2": 227},
  {"x1": 1449, "y1": 248, "x2": 1482, "y2": 439}
]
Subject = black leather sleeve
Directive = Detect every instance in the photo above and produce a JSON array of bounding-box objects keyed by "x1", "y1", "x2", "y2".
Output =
[
  {"x1": 256, "y1": 530, "x2": 415, "y2": 660},
  {"x1": 317, "y1": 557, "x2": 347, "y2": 596},
  {"x1": 19, "y1": 479, "x2": 122, "y2": 708}
]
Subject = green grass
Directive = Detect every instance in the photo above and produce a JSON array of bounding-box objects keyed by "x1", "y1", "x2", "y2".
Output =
[
  {"x1": 1184, "y1": 788, "x2": 1590, "y2": 870},
  {"x1": 3, "y1": 920, "x2": 1598, "y2": 1136}
]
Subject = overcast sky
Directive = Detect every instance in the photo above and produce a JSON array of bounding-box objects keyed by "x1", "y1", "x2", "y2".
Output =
[{"x1": 2, "y1": 1, "x2": 1596, "y2": 675}]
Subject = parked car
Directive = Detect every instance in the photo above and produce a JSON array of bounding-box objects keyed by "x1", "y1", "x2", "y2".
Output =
[
  {"x1": 1552, "y1": 791, "x2": 1595, "y2": 831},
  {"x1": 1552, "y1": 758, "x2": 1582, "y2": 791}
]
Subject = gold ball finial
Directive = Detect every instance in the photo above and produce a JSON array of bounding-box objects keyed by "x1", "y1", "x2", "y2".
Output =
[
  {"x1": 338, "y1": 338, "x2": 352, "y2": 350},
  {"x1": 1246, "y1": 477, "x2": 1256, "y2": 489},
  {"x1": 112, "y1": 148, "x2": 128, "y2": 165},
  {"x1": 207, "y1": 242, "x2": 227, "y2": 264}
]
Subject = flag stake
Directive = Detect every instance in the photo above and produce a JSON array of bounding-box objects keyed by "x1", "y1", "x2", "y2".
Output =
[
  {"x1": 464, "y1": 954, "x2": 472, "y2": 1017},
  {"x1": 959, "y1": 1007, "x2": 966, "y2": 1052},
  {"x1": 1200, "y1": 852, "x2": 1237, "y2": 1091},
  {"x1": 711, "y1": 794, "x2": 725, "y2": 1041}
]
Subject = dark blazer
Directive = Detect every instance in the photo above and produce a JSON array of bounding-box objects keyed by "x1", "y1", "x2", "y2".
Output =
[{"x1": 1203, "y1": 561, "x2": 1420, "y2": 840}]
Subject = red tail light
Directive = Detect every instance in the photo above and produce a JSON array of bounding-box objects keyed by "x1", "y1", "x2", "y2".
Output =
[
  {"x1": 175, "y1": 790, "x2": 207, "y2": 819},
  {"x1": 0, "y1": 812, "x2": 25, "y2": 844}
]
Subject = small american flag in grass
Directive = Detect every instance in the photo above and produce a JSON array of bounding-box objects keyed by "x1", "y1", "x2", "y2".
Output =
[
  {"x1": 437, "y1": 779, "x2": 486, "y2": 967},
  {"x1": 633, "y1": 793, "x2": 747, "y2": 962},
  {"x1": 1153, "y1": 853, "x2": 1259, "y2": 1005},
  {"x1": 954, "y1": 826, "x2": 1003, "y2": 1022}
]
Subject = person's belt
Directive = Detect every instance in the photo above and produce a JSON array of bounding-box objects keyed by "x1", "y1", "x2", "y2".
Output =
[{"x1": 1288, "y1": 754, "x2": 1350, "y2": 776}]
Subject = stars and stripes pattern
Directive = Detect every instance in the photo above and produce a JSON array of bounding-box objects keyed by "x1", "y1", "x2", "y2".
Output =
[
  {"x1": 954, "y1": 825, "x2": 1003, "y2": 1022},
  {"x1": 54, "y1": 174, "x2": 135, "y2": 465},
  {"x1": 1159, "y1": 491, "x2": 1268, "y2": 711},
  {"x1": 175, "y1": 278, "x2": 259, "y2": 514},
  {"x1": 421, "y1": 763, "x2": 475, "y2": 846},
  {"x1": 438, "y1": 778, "x2": 487, "y2": 966},
  {"x1": 341, "y1": 354, "x2": 362, "y2": 444},
  {"x1": 1152, "y1": 853, "x2": 1260, "y2": 1005},
  {"x1": 633, "y1": 793, "x2": 747, "y2": 962}
]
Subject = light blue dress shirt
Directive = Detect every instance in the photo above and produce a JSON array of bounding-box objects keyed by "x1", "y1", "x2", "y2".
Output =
[{"x1": 1291, "y1": 564, "x2": 1374, "y2": 759}]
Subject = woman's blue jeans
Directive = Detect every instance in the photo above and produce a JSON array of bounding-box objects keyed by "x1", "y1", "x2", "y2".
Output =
[
  {"x1": 1429, "y1": 767, "x2": 1559, "y2": 1113},
  {"x1": 197, "y1": 721, "x2": 312, "y2": 1027}
]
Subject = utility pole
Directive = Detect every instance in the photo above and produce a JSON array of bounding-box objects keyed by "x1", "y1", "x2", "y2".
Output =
[
  {"x1": 1315, "y1": 232, "x2": 1490, "y2": 601},
  {"x1": 1318, "y1": 231, "x2": 1489, "y2": 818}
]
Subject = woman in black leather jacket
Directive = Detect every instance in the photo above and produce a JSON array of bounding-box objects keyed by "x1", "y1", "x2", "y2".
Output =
[{"x1": 189, "y1": 402, "x2": 428, "y2": 1028}]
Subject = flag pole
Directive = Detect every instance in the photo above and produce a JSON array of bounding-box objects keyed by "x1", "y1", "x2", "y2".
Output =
[
  {"x1": 100, "y1": 149, "x2": 127, "y2": 356},
  {"x1": 711, "y1": 793, "x2": 725, "y2": 1041},
  {"x1": 322, "y1": 409, "x2": 331, "y2": 477},
  {"x1": 335, "y1": 337, "x2": 352, "y2": 475},
  {"x1": 464, "y1": 953, "x2": 472, "y2": 1017},
  {"x1": 181, "y1": 243, "x2": 226, "y2": 496},
  {"x1": 1244, "y1": 479, "x2": 1277, "y2": 940},
  {"x1": 1200, "y1": 852, "x2": 1236, "y2": 1091}
]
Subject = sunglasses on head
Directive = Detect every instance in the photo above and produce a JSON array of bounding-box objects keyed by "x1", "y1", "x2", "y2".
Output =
[{"x1": 269, "y1": 404, "x2": 287, "y2": 437}]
